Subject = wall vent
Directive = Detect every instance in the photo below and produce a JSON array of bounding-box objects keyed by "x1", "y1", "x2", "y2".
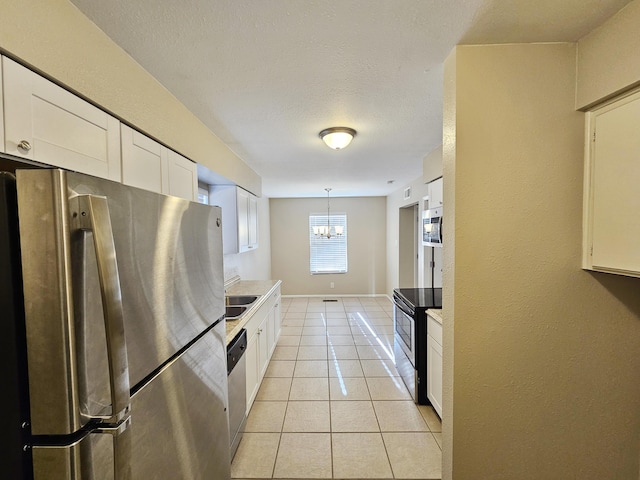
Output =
[
  {"x1": 403, "y1": 187, "x2": 411, "y2": 200},
  {"x1": 323, "y1": 299, "x2": 338, "y2": 302}
]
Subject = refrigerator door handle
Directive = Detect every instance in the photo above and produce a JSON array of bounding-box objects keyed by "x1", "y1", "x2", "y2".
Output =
[
  {"x1": 96, "y1": 416, "x2": 133, "y2": 480},
  {"x1": 71, "y1": 194, "x2": 131, "y2": 424}
]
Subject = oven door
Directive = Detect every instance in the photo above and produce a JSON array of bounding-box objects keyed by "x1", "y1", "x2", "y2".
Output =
[
  {"x1": 393, "y1": 302, "x2": 417, "y2": 402},
  {"x1": 394, "y1": 304, "x2": 415, "y2": 364}
]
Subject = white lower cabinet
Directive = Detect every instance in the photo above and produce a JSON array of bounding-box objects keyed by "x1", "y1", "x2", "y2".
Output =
[
  {"x1": 269, "y1": 297, "x2": 281, "y2": 357},
  {"x1": 244, "y1": 287, "x2": 281, "y2": 413},
  {"x1": 245, "y1": 332, "x2": 260, "y2": 411},
  {"x1": 427, "y1": 314, "x2": 443, "y2": 418},
  {"x1": 2, "y1": 56, "x2": 121, "y2": 181}
]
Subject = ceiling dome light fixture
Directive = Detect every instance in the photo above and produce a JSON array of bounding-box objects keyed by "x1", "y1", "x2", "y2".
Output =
[{"x1": 319, "y1": 127, "x2": 357, "y2": 150}]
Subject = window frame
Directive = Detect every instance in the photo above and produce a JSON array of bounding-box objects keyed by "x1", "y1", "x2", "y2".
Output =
[{"x1": 309, "y1": 213, "x2": 348, "y2": 275}]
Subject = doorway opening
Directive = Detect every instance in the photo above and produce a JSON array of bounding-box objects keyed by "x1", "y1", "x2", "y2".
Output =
[{"x1": 398, "y1": 203, "x2": 419, "y2": 288}]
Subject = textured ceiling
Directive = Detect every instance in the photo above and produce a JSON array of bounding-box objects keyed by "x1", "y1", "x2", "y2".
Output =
[{"x1": 69, "y1": 0, "x2": 632, "y2": 198}]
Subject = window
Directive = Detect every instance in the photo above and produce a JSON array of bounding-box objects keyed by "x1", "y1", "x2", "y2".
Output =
[
  {"x1": 309, "y1": 214, "x2": 348, "y2": 274},
  {"x1": 197, "y1": 183, "x2": 209, "y2": 205}
]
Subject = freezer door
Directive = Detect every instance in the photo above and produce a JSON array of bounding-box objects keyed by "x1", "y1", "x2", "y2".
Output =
[
  {"x1": 15, "y1": 169, "x2": 224, "y2": 436},
  {"x1": 63, "y1": 170, "x2": 225, "y2": 388},
  {"x1": 129, "y1": 320, "x2": 230, "y2": 479}
]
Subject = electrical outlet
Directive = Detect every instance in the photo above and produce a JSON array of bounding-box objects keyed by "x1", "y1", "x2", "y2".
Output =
[{"x1": 330, "y1": 282, "x2": 335, "y2": 289}]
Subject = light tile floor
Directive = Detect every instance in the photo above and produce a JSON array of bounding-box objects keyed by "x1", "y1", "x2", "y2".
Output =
[{"x1": 231, "y1": 296, "x2": 442, "y2": 480}]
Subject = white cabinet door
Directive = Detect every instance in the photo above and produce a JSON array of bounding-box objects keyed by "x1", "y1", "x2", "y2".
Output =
[
  {"x1": 258, "y1": 317, "x2": 270, "y2": 378},
  {"x1": 427, "y1": 334, "x2": 443, "y2": 418},
  {"x1": 428, "y1": 177, "x2": 443, "y2": 208},
  {"x1": 245, "y1": 332, "x2": 260, "y2": 414},
  {"x1": 210, "y1": 185, "x2": 239, "y2": 254},
  {"x1": 272, "y1": 295, "x2": 281, "y2": 348},
  {"x1": 168, "y1": 150, "x2": 198, "y2": 201},
  {"x1": 2, "y1": 57, "x2": 121, "y2": 181},
  {"x1": 427, "y1": 314, "x2": 443, "y2": 418},
  {"x1": 584, "y1": 90, "x2": 640, "y2": 277},
  {"x1": 237, "y1": 188, "x2": 250, "y2": 252},
  {"x1": 209, "y1": 185, "x2": 258, "y2": 254},
  {"x1": 242, "y1": 285, "x2": 281, "y2": 413},
  {"x1": 248, "y1": 194, "x2": 259, "y2": 249},
  {"x1": 121, "y1": 125, "x2": 197, "y2": 200},
  {"x1": 121, "y1": 124, "x2": 168, "y2": 194}
]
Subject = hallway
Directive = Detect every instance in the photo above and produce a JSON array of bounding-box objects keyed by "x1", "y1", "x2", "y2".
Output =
[{"x1": 231, "y1": 295, "x2": 442, "y2": 480}]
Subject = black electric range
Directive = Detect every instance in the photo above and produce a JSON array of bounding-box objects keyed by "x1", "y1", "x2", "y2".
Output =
[
  {"x1": 392, "y1": 288, "x2": 442, "y2": 404},
  {"x1": 393, "y1": 288, "x2": 442, "y2": 313}
]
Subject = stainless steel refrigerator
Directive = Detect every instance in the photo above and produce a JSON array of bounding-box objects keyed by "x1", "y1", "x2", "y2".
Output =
[{"x1": 1, "y1": 163, "x2": 230, "y2": 479}]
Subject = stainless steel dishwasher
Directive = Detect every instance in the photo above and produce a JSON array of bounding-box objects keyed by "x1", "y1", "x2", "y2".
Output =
[{"x1": 227, "y1": 329, "x2": 247, "y2": 460}]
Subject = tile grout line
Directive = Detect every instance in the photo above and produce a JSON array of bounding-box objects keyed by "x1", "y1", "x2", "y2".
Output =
[{"x1": 242, "y1": 297, "x2": 438, "y2": 479}]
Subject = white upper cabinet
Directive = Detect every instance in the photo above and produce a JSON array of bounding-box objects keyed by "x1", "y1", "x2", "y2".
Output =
[
  {"x1": 236, "y1": 187, "x2": 250, "y2": 250},
  {"x1": 209, "y1": 185, "x2": 258, "y2": 254},
  {"x1": 2, "y1": 57, "x2": 121, "y2": 181},
  {"x1": 428, "y1": 177, "x2": 443, "y2": 208},
  {"x1": 583, "y1": 89, "x2": 640, "y2": 278},
  {"x1": 121, "y1": 124, "x2": 197, "y2": 201},
  {"x1": 248, "y1": 193, "x2": 258, "y2": 247},
  {"x1": 167, "y1": 150, "x2": 198, "y2": 202},
  {"x1": 121, "y1": 124, "x2": 168, "y2": 193}
]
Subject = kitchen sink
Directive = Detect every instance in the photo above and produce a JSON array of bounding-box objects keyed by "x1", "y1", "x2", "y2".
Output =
[
  {"x1": 225, "y1": 306, "x2": 247, "y2": 319},
  {"x1": 225, "y1": 295, "x2": 258, "y2": 306}
]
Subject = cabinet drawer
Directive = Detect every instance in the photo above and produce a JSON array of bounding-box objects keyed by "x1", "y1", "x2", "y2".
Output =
[{"x1": 427, "y1": 315, "x2": 442, "y2": 346}]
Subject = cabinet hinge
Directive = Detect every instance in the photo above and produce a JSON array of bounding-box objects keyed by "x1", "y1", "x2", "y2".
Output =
[
  {"x1": 592, "y1": 130, "x2": 596, "y2": 142},
  {"x1": 590, "y1": 245, "x2": 593, "y2": 256}
]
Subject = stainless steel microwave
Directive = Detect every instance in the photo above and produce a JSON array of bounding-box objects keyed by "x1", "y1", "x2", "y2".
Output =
[{"x1": 422, "y1": 206, "x2": 443, "y2": 247}]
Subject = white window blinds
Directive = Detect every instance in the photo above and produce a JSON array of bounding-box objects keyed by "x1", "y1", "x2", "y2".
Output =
[{"x1": 309, "y1": 214, "x2": 348, "y2": 274}]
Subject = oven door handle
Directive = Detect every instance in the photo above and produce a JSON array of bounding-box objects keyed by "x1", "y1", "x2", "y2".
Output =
[{"x1": 394, "y1": 297, "x2": 414, "y2": 318}]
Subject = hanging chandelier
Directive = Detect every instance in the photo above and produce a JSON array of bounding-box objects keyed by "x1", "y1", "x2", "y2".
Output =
[{"x1": 313, "y1": 188, "x2": 343, "y2": 238}]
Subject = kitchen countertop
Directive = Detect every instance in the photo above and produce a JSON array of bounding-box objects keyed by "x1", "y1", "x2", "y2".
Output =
[
  {"x1": 427, "y1": 308, "x2": 443, "y2": 325},
  {"x1": 225, "y1": 279, "x2": 282, "y2": 345}
]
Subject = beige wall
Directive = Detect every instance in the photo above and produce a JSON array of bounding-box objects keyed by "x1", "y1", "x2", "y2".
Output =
[
  {"x1": 385, "y1": 177, "x2": 431, "y2": 295},
  {"x1": 270, "y1": 197, "x2": 386, "y2": 296},
  {"x1": 423, "y1": 145, "x2": 443, "y2": 184},
  {"x1": 441, "y1": 46, "x2": 457, "y2": 479},
  {"x1": 443, "y1": 42, "x2": 640, "y2": 479},
  {"x1": 576, "y1": 0, "x2": 640, "y2": 109},
  {"x1": 0, "y1": 0, "x2": 260, "y2": 195}
]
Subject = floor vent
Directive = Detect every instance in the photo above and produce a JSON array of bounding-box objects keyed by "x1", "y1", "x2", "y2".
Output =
[{"x1": 323, "y1": 299, "x2": 338, "y2": 302}]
